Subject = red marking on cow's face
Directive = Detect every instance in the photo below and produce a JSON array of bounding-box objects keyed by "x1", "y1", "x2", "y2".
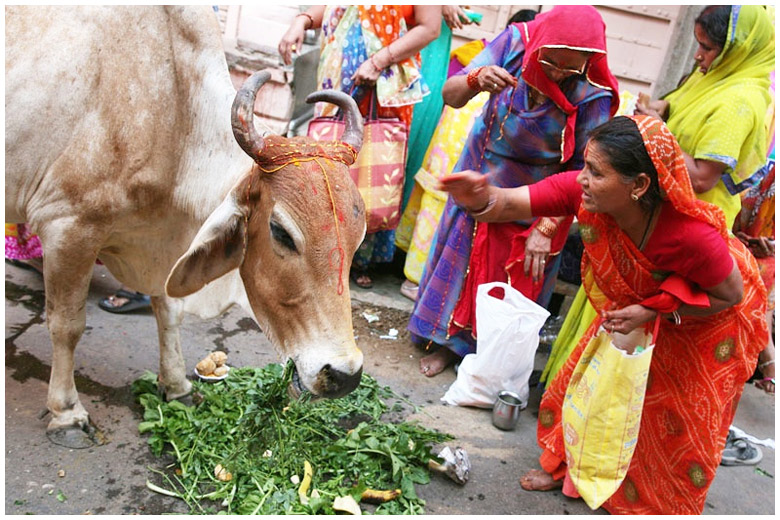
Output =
[
  {"x1": 336, "y1": 209, "x2": 346, "y2": 223},
  {"x1": 312, "y1": 186, "x2": 319, "y2": 196},
  {"x1": 321, "y1": 223, "x2": 333, "y2": 232}
]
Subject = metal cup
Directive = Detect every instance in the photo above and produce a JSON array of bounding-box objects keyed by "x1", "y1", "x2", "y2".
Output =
[{"x1": 492, "y1": 390, "x2": 523, "y2": 431}]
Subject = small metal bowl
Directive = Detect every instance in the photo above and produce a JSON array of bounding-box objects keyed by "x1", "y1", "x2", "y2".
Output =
[{"x1": 492, "y1": 390, "x2": 523, "y2": 431}]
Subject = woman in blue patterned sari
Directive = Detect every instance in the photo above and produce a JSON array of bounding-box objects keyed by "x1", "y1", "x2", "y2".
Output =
[{"x1": 411, "y1": 6, "x2": 619, "y2": 376}]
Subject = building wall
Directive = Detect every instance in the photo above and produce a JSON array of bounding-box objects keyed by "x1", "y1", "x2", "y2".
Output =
[{"x1": 218, "y1": 4, "x2": 703, "y2": 132}]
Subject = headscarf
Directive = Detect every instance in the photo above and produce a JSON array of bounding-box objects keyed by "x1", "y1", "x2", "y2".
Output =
[
  {"x1": 517, "y1": 5, "x2": 620, "y2": 162},
  {"x1": 317, "y1": 6, "x2": 427, "y2": 113},
  {"x1": 578, "y1": 115, "x2": 729, "y2": 312},
  {"x1": 663, "y1": 5, "x2": 774, "y2": 221}
]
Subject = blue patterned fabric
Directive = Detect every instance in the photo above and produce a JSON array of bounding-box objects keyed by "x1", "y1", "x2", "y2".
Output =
[{"x1": 408, "y1": 25, "x2": 613, "y2": 356}]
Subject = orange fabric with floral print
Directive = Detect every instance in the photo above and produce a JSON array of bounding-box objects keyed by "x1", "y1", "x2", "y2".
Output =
[
  {"x1": 536, "y1": 116, "x2": 767, "y2": 514},
  {"x1": 354, "y1": 6, "x2": 417, "y2": 128}
]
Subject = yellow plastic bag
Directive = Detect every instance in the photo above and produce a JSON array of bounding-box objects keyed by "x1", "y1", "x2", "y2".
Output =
[{"x1": 561, "y1": 317, "x2": 659, "y2": 510}]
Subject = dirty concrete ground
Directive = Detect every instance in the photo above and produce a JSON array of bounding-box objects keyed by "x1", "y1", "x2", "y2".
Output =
[{"x1": 4, "y1": 261, "x2": 775, "y2": 515}]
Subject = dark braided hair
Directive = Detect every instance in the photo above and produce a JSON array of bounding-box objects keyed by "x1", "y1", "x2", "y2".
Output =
[
  {"x1": 695, "y1": 5, "x2": 731, "y2": 50},
  {"x1": 588, "y1": 117, "x2": 662, "y2": 213}
]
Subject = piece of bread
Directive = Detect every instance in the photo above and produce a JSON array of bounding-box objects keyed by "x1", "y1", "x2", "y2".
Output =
[
  {"x1": 209, "y1": 351, "x2": 228, "y2": 367},
  {"x1": 196, "y1": 357, "x2": 216, "y2": 375}
]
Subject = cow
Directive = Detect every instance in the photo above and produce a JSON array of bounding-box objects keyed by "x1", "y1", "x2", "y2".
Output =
[{"x1": 5, "y1": 5, "x2": 367, "y2": 449}]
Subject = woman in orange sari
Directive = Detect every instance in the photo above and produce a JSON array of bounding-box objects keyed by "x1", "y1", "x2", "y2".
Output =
[{"x1": 439, "y1": 115, "x2": 767, "y2": 514}]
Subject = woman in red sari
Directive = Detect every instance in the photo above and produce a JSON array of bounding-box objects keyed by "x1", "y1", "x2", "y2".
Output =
[{"x1": 439, "y1": 115, "x2": 767, "y2": 514}]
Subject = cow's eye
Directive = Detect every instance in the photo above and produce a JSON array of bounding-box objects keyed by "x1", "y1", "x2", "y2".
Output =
[{"x1": 270, "y1": 221, "x2": 298, "y2": 253}]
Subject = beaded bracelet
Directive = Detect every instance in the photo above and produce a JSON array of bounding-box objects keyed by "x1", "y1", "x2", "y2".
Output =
[
  {"x1": 466, "y1": 66, "x2": 484, "y2": 91},
  {"x1": 296, "y1": 12, "x2": 314, "y2": 30}
]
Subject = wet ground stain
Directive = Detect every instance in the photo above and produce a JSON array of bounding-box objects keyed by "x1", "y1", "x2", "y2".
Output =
[{"x1": 206, "y1": 316, "x2": 262, "y2": 352}]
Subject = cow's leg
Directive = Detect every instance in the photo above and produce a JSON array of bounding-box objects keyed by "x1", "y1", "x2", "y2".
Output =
[
  {"x1": 40, "y1": 228, "x2": 99, "y2": 448},
  {"x1": 150, "y1": 294, "x2": 192, "y2": 400}
]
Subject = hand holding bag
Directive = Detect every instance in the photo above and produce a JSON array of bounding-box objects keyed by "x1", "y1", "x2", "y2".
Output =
[
  {"x1": 561, "y1": 315, "x2": 660, "y2": 510},
  {"x1": 308, "y1": 90, "x2": 407, "y2": 233},
  {"x1": 441, "y1": 282, "x2": 550, "y2": 408}
]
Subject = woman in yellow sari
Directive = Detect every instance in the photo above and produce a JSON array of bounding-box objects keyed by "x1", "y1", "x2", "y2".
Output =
[{"x1": 636, "y1": 4, "x2": 774, "y2": 228}]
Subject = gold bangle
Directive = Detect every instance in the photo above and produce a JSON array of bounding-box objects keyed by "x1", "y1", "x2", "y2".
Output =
[{"x1": 535, "y1": 218, "x2": 559, "y2": 238}]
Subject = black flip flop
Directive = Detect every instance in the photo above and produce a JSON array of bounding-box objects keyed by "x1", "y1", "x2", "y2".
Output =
[{"x1": 98, "y1": 289, "x2": 151, "y2": 314}]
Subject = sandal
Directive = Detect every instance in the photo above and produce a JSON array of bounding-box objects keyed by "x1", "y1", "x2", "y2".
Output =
[
  {"x1": 721, "y1": 429, "x2": 763, "y2": 466},
  {"x1": 98, "y1": 289, "x2": 151, "y2": 314},
  {"x1": 350, "y1": 269, "x2": 373, "y2": 289}
]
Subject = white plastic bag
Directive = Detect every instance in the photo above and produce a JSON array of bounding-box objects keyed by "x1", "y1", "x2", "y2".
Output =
[{"x1": 441, "y1": 282, "x2": 550, "y2": 408}]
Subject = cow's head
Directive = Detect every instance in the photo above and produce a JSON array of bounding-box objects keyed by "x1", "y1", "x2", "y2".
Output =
[{"x1": 166, "y1": 71, "x2": 366, "y2": 399}]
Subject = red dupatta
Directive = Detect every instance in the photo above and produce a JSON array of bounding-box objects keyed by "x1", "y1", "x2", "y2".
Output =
[
  {"x1": 577, "y1": 116, "x2": 729, "y2": 312},
  {"x1": 519, "y1": 6, "x2": 620, "y2": 163}
]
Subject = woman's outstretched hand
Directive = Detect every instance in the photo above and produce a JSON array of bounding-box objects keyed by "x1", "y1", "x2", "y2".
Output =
[{"x1": 439, "y1": 171, "x2": 490, "y2": 212}]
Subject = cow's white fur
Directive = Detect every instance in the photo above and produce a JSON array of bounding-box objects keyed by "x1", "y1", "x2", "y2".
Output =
[{"x1": 6, "y1": 5, "x2": 365, "y2": 444}]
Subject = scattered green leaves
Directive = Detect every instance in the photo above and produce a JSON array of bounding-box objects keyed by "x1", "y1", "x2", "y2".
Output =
[
  {"x1": 132, "y1": 363, "x2": 452, "y2": 514},
  {"x1": 754, "y1": 467, "x2": 774, "y2": 479},
  {"x1": 55, "y1": 491, "x2": 67, "y2": 502}
]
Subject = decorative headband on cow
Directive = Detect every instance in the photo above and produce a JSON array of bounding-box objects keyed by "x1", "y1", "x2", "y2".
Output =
[
  {"x1": 231, "y1": 73, "x2": 363, "y2": 170},
  {"x1": 231, "y1": 72, "x2": 364, "y2": 296}
]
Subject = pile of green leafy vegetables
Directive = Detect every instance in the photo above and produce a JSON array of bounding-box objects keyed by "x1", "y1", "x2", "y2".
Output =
[{"x1": 132, "y1": 363, "x2": 452, "y2": 514}]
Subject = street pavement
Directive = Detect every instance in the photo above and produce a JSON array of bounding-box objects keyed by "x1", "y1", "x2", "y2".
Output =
[{"x1": 4, "y1": 261, "x2": 775, "y2": 515}]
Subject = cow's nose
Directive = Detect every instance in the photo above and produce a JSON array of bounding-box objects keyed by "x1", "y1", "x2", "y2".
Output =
[{"x1": 315, "y1": 364, "x2": 363, "y2": 398}]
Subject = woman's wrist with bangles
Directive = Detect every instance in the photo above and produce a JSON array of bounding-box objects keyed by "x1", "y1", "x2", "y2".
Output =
[
  {"x1": 295, "y1": 12, "x2": 315, "y2": 30},
  {"x1": 467, "y1": 188, "x2": 500, "y2": 218},
  {"x1": 466, "y1": 66, "x2": 485, "y2": 91},
  {"x1": 370, "y1": 45, "x2": 395, "y2": 71},
  {"x1": 369, "y1": 53, "x2": 383, "y2": 72},
  {"x1": 664, "y1": 309, "x2": 681, "y2": 325},
  {"x1": 535, "y1": 217, "x2": 559, "y2": 238}
]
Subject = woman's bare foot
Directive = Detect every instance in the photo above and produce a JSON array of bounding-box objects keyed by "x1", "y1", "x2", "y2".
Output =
[
  {"x1": 419, "y1": 347, "x2": 459, "y2": 377},
  {"x1": 519, "y1": 469, "x2": 562, "y2": 491},
  {"x1": 754, "y1": 331, "x2": 775, "y2": 394}
]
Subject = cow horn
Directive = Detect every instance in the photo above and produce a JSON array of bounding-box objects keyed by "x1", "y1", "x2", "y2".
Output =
[
  {"x1": 231, "y1": 70, "x2": 271, "y2": 163},
  {"x1": 305, "y1": 90, "x2": 363, "y2": 153}
]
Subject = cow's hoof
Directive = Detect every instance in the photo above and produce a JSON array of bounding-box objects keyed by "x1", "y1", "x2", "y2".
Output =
[
  {"x1": 159, "y1": 379, "x2": 193, "y2": 402},
  {"x1": 46, "y1": 421, "x2": 101, "y2": 449}
]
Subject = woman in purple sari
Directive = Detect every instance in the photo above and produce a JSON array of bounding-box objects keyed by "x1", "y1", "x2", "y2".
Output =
[{"x1": 410, "y1": 6, "x2": 619, "y2": 376}]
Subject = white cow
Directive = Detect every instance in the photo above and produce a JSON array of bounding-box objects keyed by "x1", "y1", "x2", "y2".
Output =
[{"x1": 5, "y1": 5, "x2": 367, "y2": 448}]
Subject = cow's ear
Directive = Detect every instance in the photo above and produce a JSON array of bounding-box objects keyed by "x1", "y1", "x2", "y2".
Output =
[{"x1": 166, "y1": 194, "x2": 246, "y2": 298}]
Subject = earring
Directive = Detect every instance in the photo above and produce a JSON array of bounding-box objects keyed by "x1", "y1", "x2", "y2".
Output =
[{"x1": 631, "y1": 193, "x2": 639, "y2": 201}]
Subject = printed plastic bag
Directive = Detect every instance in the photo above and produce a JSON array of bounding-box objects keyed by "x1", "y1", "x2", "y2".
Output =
[
  {"x1": 441, "y1": 282, "x2": 550, "y2": 408},
  {"x1": 562, "y1": 317, "x2": 659, "y2": 510}
]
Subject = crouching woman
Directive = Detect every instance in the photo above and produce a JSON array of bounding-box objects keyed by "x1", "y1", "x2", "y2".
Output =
[{"x1": 439, "y1": 115, "x2": 767, "y2": 514}]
